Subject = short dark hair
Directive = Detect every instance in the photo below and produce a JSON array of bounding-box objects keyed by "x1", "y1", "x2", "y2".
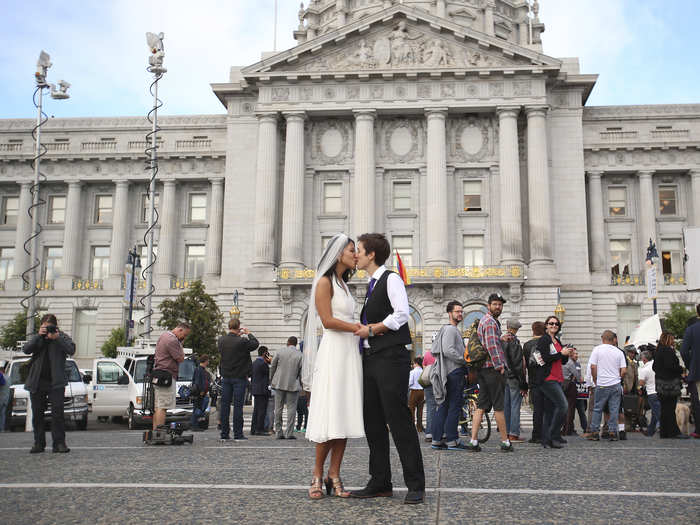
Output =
[
  {"x1": 229, "y1": 318, "x2": 240, "y2": 330},
  {"x1": 287, "y1": 336, "x2": 298, "y2": 347},
  {"x1": 601, "y1": 330, "x2": 617, "y2": 343},
  {"x1": 531, "y1": 321, "x2": 545, "y2": 336},
  {"x1": 487, "y1": 293, "x2": 506, "y2": 304},
  {"x1": 446, "y1": 301, "x2": 462, "y2": 313},
  {"x1": 40, "y1": 313, "x2": 57, "y2": 326},
  {"x1": 199, "y1": 354, "x2": 209, "y2": 364},
  {"x1": 358, "y1": 233, "x2": 391, "y2": 266},
  {"x1": 258, "y1": 346, "x2": 268, "y2": 356},
  {"x1": 175, "y1": 322, "x2": 191, "y2": 331},
  {"x1": 414, "y1": 356, "x2": 423, "y2": 367}
]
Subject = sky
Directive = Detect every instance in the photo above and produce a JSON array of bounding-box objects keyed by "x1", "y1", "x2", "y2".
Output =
[{"x1": 0, "y1": 0, "x2": 698, "y2": 119}]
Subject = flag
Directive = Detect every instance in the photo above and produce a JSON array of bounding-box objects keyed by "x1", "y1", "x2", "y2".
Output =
[{"x1": 395, "y1": 250, "x2": 411, "y2": 286}]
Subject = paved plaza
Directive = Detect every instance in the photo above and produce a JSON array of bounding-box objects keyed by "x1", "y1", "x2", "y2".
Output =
[{"x1": 1, "y1": 411, "x2": 698, "y2": 525}]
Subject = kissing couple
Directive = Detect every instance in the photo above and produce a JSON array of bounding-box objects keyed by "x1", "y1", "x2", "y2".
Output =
[{"x1": 302, "y1": 232, "x2": 425, "y2": 504}]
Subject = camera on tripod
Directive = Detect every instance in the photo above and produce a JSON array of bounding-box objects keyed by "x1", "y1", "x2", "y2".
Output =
[{"x1": 143, "y1": 421, "x2": 194, "y2": 445}]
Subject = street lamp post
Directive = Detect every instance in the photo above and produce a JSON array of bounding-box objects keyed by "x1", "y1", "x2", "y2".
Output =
[
  {"x1": 229, "y1": 289, "x2": 240, "y2": 320},
  {"x1": 645, "y1": 238, "x2": 659, "y2": 315},
  {"x1": 125, "y1": 246, "x2": 141, "y2": 345}
]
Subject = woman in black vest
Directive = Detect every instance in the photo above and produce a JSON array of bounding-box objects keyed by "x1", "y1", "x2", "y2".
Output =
[{"x1": 653, "y1": 332, "x2": 689, "y2": 438}]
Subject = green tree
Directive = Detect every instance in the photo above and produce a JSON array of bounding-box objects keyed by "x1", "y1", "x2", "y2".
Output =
[
  {"x1": 158, "y1": 280, "x2": 225, "y2": 367},
  {"x1": 662, "y1": 304, "x2": 696, "y2": 341},
  {"x1": 0, "y1": 311, "x2": 40, "y2": 350},
  {"x1": 101, "y1": 327, "x2": 127, "y2": 358}
]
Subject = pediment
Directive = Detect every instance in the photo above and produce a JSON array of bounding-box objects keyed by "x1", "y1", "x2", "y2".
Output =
[{"x1": 242, "y1": 5, "x2": 560, "y2": 79}]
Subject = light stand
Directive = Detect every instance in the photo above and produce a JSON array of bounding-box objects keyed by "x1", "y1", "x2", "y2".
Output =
[
  {"x1": 22, "y1": 51, "x2": 70, "y2": 336},
  {"x1": 125, "y1": 246, "x2": 142, "y2": 345}
]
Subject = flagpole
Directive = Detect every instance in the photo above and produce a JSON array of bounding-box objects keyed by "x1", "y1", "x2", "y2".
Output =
[{"x1": 273, "y1": 0, "x2": 278, "y2": 51}]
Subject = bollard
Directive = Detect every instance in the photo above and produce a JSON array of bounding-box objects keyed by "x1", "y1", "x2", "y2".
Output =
[{"x1": 25, "y1": 395, "x2": 33, "y2": 432}]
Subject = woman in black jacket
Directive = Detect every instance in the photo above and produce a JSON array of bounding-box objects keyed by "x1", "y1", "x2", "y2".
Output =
[
  {"x1": 653, "y1": 332, "x2": 688, "y2": 439},
  {"x1": 534, "y1": 316, "x2": 573, "y2": 449}
]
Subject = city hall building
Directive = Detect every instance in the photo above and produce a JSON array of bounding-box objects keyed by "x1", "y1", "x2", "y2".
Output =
[{"x1": 0, "y1": 1, "x2": 698, "y2": 365}]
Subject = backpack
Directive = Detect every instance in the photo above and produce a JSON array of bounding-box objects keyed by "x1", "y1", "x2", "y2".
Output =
[{"x1": 463, "y1": 319, "x2": 489, "y2": 368}]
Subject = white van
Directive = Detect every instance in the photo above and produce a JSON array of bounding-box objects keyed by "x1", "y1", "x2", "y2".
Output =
[
  {"x1": 6, "y1": 356, "x2": 90, "y2": 431},
  {"x1": 90, "y1": 342, "x2": 201, "y2": 429}
]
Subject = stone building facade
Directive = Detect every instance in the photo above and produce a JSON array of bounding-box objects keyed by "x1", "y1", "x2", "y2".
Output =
[{"x1": 0, "y1": 2, "x2": 698, "y2": 364}]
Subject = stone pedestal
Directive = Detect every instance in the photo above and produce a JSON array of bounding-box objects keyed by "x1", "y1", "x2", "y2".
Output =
[
  {"x1": 280, "y1": 112, "x2": 306, "y2": 268},
  {"x1": 205, "y1": 178, "x2": 225, "y2": 277},
  {"x1": 497, "y1": 107, "x2": 523, "y2": 265},
  {"x1": 352, "y1": 110, "x2": 376, "y2": 237},
  {"x1": 425, "y1": 108, "x2": 449, "y2": 266},
  {"x1": 253, "y1": 113, "x2": 279, "y2": 267}
]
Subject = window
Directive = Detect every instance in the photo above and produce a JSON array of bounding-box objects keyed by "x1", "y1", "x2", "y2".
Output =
[
  {"x1": 43, "y1": 247, "x2": 63, "y2": 281},
  {"x1": 188, "y1": 193, "x2": 207, "y2": 223},
  {"x1": 185, "y1": 245, "x2": 205, "y2": 279},
  {"x1": 140, "y1": 244, "x2": 158, "y2": 264},
  {"x1": 96, "y1": 361, "x2": 122, "y2": 383},
  {"x1": 661, "y1": 239, "x2": 683, "y2": 275},
  {"x1": 90, "y1": 246, "x2": 110, "y2": 280},
  {"x1": 321, "y1": 236, "x2": 332, "y2": 252},
  {"x1": 323, "y1": 182, "x2": 342, "y2": 214},
  {"x1": 94, "y1": 195, "x2": 113, "y2": 224},
  {"x1": 141, "y1": 193, "x2": 159, "y2": 223},
  {"x1": 658, "y1": 186, "x2": 677, "y2": 215},
  {"x1": 616, "y1": 305, "x2": 641, "y2": 346},
  {"x1": 0, "y1": 247, "x2": 14, "y2": 280},
  {"x1": 48, "y1": 195, "x2": 66, "y2": 224},
  {"x1": 609, "y1": 239, "x2": 631, "y2": 275},
  {"x1": 463, "y1": 180, "x2": 482, "y2": 212},
  {"x1": 2, "y1": 196, "x2": 18, "y2": 225},
  {"x1": 392, "y1": 235, "x2": 413, "y2": 267},
  {"x1": 393, "y1": 181, "x2": 411, "y2": 211},
  {"x1": 608, "y1": 187, "x2": 627, "y2": 216},
  {"x1": 463, "y1": 235, "x2": 485, "y2": 267}
]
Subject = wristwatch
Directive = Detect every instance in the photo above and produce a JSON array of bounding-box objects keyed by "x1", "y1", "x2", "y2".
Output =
[{"x1": 368, "y1": 325, "x2": 374, "y2": 338}]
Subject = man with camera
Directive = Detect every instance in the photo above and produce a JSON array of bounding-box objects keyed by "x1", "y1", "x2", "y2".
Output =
[
  {"x1": 152, "y1": 322, "x2": 190, "y2": 430},
  {"x1": 22, "y1": 313, "x2": 76, "y2": 453}
]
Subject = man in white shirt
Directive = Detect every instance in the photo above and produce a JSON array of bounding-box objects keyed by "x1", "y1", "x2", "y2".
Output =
[
  {"x1": 408, "y1": 357, "x2": 425, "y2": 433},
  {"x1": 638, "y1": 350, "x2": 660, "y2": 437},
  {"x1": 586, "y1": 330, "x2": 627, "y2": 441}
]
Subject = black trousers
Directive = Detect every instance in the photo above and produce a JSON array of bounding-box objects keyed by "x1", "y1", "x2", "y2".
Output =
[
  {"x1": 251, "y1": 394, "x2": 269, "y2": 433},
  {"x1": 659, "y1": 393, "x2": 681, "y2": 438},
  {"x1": 530, "y1": 384, "x2": 544, "y2": 440},
  {"x1": 362, "y1": 345, "x2": 425, "y2": 492},
  {"x1": 296, "y1": 395, "x2": 308, "y2": 429},
  {"x1": 30, "y1": 387, "x2": 66, "y2": 448}
]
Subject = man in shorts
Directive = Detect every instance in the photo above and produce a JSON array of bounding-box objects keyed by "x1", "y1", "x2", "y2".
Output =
[
  {"x1": 467, "y1": 293, "x2": 513, "y2": 452},
  {"x1": 153, "y1": 322, "x2": 190, "y2": 429}
]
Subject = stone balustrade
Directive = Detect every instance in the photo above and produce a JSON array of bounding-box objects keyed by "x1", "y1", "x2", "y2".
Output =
[
  {"x1": 81, "y1": 141, "x2": 116, "y2": 152},
  {"x1": 175, "y1": 139, "x2": 211, "y2": 150}
]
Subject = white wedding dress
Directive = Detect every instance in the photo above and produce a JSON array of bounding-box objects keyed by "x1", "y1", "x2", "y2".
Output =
[{"x1": 306, "y1": 277, "x2": 365, "y2": 443}]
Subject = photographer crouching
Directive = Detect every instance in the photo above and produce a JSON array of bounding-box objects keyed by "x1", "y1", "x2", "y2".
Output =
[{"x1": 22, "y1": 314, "x2": 76, "y2": 454}]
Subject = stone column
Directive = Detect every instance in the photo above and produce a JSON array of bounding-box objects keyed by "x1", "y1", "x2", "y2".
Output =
[
  {"x1": 526, "y1": 105, "x2": 553, "y2": 268},
  {"x1": 109, "y1": 180, "x2": 130, "y2": 277},
  {"x1": 252, "y1": 113, "x2": 279, "y2": 267},
  {"x1": 352, "y1": 110, "x2": 376, "y2": 236},
  {"x1": 690, "y1": 170, "x2": 700, "y2": 227},
  {"x1": 435, "y1": 0, "x2": 446, "y2": 18},
  {"x1": 637, "y1": 171, "x2": 656, "y2": 256},
  {"x1": 280, "y1": 112, "x2": 306, "y2": 268},
  {"x1": 425, "y1": 108, "x2": 449, "y2": 266},
  {"x1": 156, "y1": 179, "x2": 177, "y2": 279},
  {"x1": 587, "y1": 171, "x2": 606, "y2": 273},
  {"x1": 205, "y1": 177, "x2": 225, "y2": 277},
  {"x1": 62, "y1": 181, "x2": 83, "y2": 279},
  {"x1": 13, "y1": 181, "x2": 32, "y2": 277},
  {"x1": 484, "y1": 0, "x2": 495, "y2": 36},
  {"x1": 497, "y1": 106, "x2": 523, "y2": 265}
]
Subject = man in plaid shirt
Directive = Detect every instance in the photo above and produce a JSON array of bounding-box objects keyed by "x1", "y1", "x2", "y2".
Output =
[{"x1": 466, "y1": 293, "x2": 514, "y2": 452}]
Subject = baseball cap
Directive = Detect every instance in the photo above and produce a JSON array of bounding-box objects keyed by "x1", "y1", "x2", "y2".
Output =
[{"x1": 487, "y1": 293, "x2": 506, "y2": 304}]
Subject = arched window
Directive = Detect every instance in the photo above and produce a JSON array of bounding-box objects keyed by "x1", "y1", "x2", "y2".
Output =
[{"x1": 459, "y1": 303, "x2": 487, "y2": 337}]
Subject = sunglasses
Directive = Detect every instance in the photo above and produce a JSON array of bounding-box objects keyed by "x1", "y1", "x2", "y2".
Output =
[{"x1": 546, "y1": 322, "x2": 560, "y2": 326}]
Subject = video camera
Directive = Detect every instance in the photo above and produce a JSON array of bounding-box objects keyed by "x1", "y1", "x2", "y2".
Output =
[{"x1": 143, "y1": 422, "x2": 194, "y2": 445}]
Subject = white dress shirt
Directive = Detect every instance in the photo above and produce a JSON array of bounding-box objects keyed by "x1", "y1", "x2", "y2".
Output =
[
  {"x1": 408, "y1": 366, "x2": 423, "y2": 390},
  {"x1": 363, "y1": 265, "x2": 410, "y2": 349},
  {"x1": 638, "y1": 360, "x2": 656, "y2": 395}
]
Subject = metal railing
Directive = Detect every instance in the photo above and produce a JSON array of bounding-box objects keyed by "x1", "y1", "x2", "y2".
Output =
[
  {"x1": 71, "y1": 279, "x2": 103, "y2": 290},
  {"x1": 610, "y1": 273, "x2": 645, "y2": 286},
  {"x1": 22, "y1": 280, "x2": 54, "y2": 290},
  {"x1": 663, "y1": 274, "x2": 686, "y2": 285},
  {"x1": 277, "y1": 264, "x2": 524, "y2": 282},
  {"x1": 170, "y1": 277, "x2": 199, "y2": 289}
]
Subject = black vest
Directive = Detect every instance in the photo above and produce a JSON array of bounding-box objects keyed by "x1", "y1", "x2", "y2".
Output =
[{"x1": 361, "y1": 270, "x2": 412, "y2": 351}]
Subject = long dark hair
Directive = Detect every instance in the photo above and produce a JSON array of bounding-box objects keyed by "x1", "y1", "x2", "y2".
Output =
[{"x1": 322, "y1": 238, "x2": 356, "y2": 284}]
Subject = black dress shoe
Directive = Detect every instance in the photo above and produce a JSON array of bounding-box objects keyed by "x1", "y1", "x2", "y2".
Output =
[
  {"x1": 619, "y1": 431, "x2": 627, "y2": 440},
  {"x1": 349, "y1": 486, "x2": 393, "y2": 498},
  {"x1": 528, "y1": 438, "x2": 541, "y2": 444},
  {"x1": 542, "y1": 441, "x2": 562, "y2": 449},
  {"x1": 276, "y1": 435, "x2": 286, "y2": 440},
  {"x1": 286, "y1": 435, "x2": 296, "y2": 440},
  {"x1": 53, "y1": 443, "x2": 70, "y2": 453},
  {"x1": 404, "y1": 490, "x2": 425, "y2": 504},
  {"x1": 556, "y1": 437, "x2": 567, "y2": 444},
  {"x1": 30, "y1": 444, "x2": 45, "y2": 454}
]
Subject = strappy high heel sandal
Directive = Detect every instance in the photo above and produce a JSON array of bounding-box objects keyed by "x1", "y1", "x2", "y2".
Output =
[
  {"x1": 309, "y1": 477, "x2": 324, "y2": 500},
  {"x1": 324, "y1": 477, "x2": 350, "y2": 498}
]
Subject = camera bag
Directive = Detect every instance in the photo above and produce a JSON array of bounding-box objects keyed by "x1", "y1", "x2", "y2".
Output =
[{"x1": 151, "y1": 368, "x2": 173, "y2": 387}]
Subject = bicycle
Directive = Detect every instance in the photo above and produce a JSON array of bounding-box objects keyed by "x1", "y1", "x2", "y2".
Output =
[{"x1": 458, "y1": 384, "x2": 491, "y2": 443}]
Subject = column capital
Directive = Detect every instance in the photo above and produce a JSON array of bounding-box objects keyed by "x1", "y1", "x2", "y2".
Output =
[
  {"x1": 161, "y1": 178, "x2": 178, "y2": 186},
  {"x1": 689, "y1": 169, "x2": 700, "y2": 178},
  {"x1": 65, "y1": 179, "x2": 83, "y2": 188},
  {"x1": 209, "y1": 176, "x2": 225, "y2": 185},
  {"x1": 425, "y1": 107, "x2": 449, "y2": 118},
  {"x1": 524, "y1": 104, "x2": 549, "y2": 116},
  {"x1": 586, "y1": 170, "x2": 604, "y2": 179},
  {"x1": 256, "y1": 111, "x2": 279, "y2": 122},
  {"x1": 113, "y1": 179, "x2": 130, "y2": 187},
  {"x1": 282, "y1": 111, "x2": 306, "y2": 121},
  {"x1": 352, "y1": 109, "x2": 376, "y2": 120},
  {"x1": 18, "y1": 180, "x2": 33, "y2": 188},
  {"x1": 496, "y1": 105, "x2": 521, "y2": 118},
  {"x1": 637, "y1": 170, "x2": 654, "y2": 179}
]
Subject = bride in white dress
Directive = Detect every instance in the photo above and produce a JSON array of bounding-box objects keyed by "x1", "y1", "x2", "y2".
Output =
[{"x1": 303, "y1": 233, "x2": 364, "y2": 500}]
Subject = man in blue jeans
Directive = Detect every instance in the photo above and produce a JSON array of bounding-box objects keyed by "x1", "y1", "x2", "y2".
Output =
[
  {"x1": 217, "y1": 318, "x2": 259, "y2": 440},
  {"x1": 587, "y1": 330, "x2": 627, "y2": 441},
  {"x1": 430, "y1": 301, "x2": 468, "y2": 450}
]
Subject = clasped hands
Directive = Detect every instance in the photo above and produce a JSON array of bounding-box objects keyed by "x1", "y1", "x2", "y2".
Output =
[{"x1": 354, "y1": 323, "x2": 384, "y2": 338}]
